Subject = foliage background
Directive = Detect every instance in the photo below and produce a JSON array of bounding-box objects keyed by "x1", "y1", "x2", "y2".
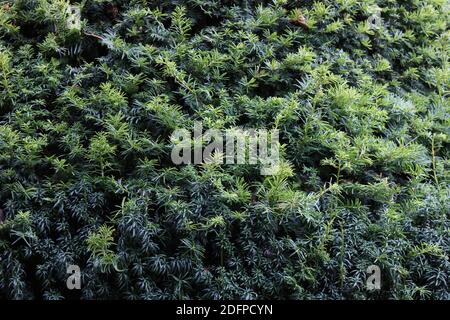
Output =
[{"x1": 0, "y1": 0, "x2": 448, "y2": 299}]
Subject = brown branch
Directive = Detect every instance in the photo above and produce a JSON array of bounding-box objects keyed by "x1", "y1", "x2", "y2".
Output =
[{"x1": 83, "y1": 31, "x2": 103, "y2": 41}]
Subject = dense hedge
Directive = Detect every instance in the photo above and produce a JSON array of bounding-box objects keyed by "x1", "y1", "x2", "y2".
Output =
[{"x1": 0, "y1": 0, "x2": 449, "y2": 300}]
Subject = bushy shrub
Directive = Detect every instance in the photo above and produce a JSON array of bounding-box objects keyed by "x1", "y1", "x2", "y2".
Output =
[{"x1": 0, "y1": 0, "x2": 448, "y2": 299}]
